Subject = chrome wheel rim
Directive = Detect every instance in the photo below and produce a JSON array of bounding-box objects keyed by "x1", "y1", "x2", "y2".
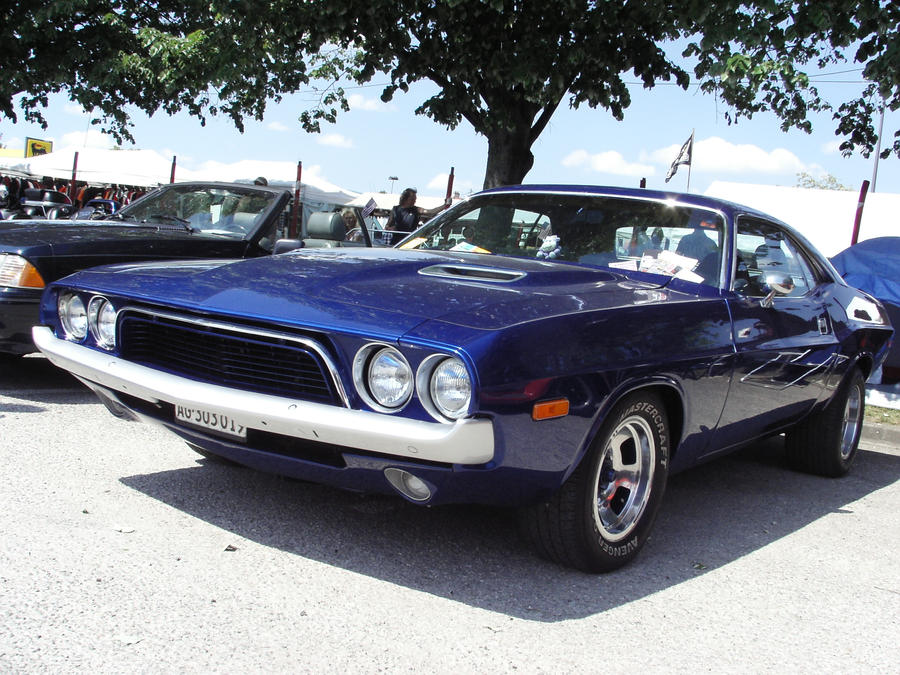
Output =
[
  {"x1": 592, "y1": 414, "x2": 656, "y2": 542},
  {"x1": 839, "y1": 384, "x2": 863, "y2": 460}
]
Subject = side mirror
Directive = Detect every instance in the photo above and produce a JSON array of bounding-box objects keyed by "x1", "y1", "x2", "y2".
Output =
[
  {"x1": 760, "y1": 272, "x2": 794, "y2": 308},
  {"x1": 273, "y1": 238, "x2": 304, "y2": 255}
]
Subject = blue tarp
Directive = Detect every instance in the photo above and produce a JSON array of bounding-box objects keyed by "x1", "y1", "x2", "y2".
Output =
[
  {"x1": 831, "y1": 236, "x2": 900, "y2": 372},
  {"x1": 831, "y1": 236, "x2": 900, "y2": 307}
]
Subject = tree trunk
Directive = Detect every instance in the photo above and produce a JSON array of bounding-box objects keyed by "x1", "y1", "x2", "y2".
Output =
[{"x1": 482, "y1": 125, "x2": 536, "y2": 189}]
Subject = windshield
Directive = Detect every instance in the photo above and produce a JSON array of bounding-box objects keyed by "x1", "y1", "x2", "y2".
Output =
[
  {"x1": 118, "y1": 185, "x2": 279, "y2": 236},
  {"x1": 399, "y1": 193, "x2": 726, "y2": 284}
]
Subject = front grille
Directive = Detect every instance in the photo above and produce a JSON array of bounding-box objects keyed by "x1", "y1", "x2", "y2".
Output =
[{"x1": 118, "y1": 310, "x2": 338, "y2": 404}]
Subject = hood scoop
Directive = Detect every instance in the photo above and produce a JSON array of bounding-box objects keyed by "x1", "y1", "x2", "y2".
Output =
[{"x1": 418, "y1": 263, "x2": 526, "y2": 283}]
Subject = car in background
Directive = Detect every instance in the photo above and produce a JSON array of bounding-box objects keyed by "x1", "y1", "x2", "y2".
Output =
[
  {"x1": 14, "y1": 188, "x2": 75, "y2": 220},
  {"x1": 33, "y1": 185, "x2": 893, "y2": 571},
  {"x1": 831, "y1": 236, "x2": 900, "y2": 383},
  {"x1": 74, "y1": 198, "x2": 121, "y2": 220},
  {"x1": 0, "y1": 181, "x2": 295, "y2": 356}
]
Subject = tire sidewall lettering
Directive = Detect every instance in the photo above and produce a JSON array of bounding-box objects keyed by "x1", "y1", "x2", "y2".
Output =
[{"x1": 589, "y1": 394, "x2": 670, "y2": 558}]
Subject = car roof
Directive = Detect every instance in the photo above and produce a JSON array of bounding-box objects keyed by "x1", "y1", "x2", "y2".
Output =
[{"x1": 477, "y1": 184, "x2": 784, "y2": 224}]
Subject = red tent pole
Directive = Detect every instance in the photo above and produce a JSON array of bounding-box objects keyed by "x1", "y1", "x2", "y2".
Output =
[
  {"x1": 170, "y1": 156, "x2": 177, "y2": 183},
  {"x1": 290, "y1": 161, "x2": 302, "y2": 238},
  {"x1": 851, "y1": 180, "x2": 869, "y2": 246},
  {"x1": 444, "y1": 166, "x2": 455, "y2": 208},
  {"x1": 69, "y1": 151, "x2": 79, "y2": 202}
]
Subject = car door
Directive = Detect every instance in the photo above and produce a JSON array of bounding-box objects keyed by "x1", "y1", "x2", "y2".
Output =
[{"x1": 710, "y1": 216, "x2": 841, "y2": 452}]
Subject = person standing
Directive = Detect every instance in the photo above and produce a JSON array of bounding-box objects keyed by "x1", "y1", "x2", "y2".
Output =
[{"x1": 385, "y1": 188, "x2": 446, "y2": 234}]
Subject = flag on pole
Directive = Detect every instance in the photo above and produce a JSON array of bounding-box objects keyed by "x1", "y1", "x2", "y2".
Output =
[
  {"x1": 665, "y1": 133, "x2": 693, "y2": 183},
  {"x1": 361, "y1": 197, "x2": 377, "y2": 218}
]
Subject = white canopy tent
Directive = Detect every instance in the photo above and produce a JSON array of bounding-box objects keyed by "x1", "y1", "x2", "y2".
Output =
[
  {"x1": 0, "y1": 151, "x2": 360, "y2": 225},
  {"x1": 177, "y1": 159, "x2": 359, "y2": 210},
  {"x1": 347, "y1": 191, "x2": 448, "y2": 212},
  {"x1": 0, "y1": 147, "x2": 175, "y2": 187},
  {"x1": 704, "y1": 181, "x2": 900, "y2": 257}
]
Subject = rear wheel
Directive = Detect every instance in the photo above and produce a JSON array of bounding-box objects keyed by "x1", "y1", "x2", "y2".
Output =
[
  {"x1": 519, "y1": 391, "x2": 670, "y2": 572},
  {"x1": 785, "y1": 367, "x2": 865, "y2": 477}
]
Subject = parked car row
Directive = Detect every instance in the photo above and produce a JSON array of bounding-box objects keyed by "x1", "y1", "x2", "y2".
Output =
[
  {"x1": 1, "y1": 182, "x2": 296, "y2": 356},
  {"x1": 20, "y1": 183, "x2": 893, "y2": 572}
]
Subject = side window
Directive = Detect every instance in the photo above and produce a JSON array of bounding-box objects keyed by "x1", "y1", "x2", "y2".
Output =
[{"x1": 734, "y1": 217, "x2": 818, "y2": 297}]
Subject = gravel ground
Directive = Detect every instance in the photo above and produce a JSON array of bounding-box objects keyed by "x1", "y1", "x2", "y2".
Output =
[{"x1": 1, "y1": 355, "x2": 898, "y2": 672}]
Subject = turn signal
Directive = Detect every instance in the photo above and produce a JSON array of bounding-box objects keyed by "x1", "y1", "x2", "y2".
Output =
[
  {"x1": 18, "y1": 261, "x2": 45, "y2": 288},
  {"x1": 0, "y1": 255, "x2": 45, "y2": 288},
  {"x1": 532, "y1": 398, "x2": 570, "y2": 421}
]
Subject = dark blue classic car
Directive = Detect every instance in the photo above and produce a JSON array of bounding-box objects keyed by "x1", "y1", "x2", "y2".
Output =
[
  {"x1": 33, "y1": 185, "x2": 893, "y2": 572},
  {"x1": 0, "y1": 182, "x2": 292, "y2": 356}
]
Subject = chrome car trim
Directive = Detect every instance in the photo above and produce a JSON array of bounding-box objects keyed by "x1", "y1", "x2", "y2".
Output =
[
  {"x1": 33, "y1": 326, "x2": 495, "y2": 465},
  {"x1": 418, "y1": 264, "x2": 527, "y2": 283},
  {"x1": 116, "y1": 305, "x2": 351, "y2": 407}
]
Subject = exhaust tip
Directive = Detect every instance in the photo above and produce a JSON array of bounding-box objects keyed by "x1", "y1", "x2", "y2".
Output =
[{"x1": 384, "y1": 468, "x2": 433, "y2": 502}]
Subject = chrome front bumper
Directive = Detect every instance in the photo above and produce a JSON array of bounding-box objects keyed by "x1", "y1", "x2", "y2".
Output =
[{"x1": 33, "y1": 326, "x2": 495, "y2": 465}]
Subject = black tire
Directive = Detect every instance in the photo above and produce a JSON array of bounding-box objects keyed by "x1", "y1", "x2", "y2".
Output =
[
  {"x1": 518, "y1": 391, "x2": 670, "y2": 573},
  {"x1": 785, "y1": 367, "x2": 866, "y2": 477},
  {"x1": 95, "y1": 390, "x2": 137, "y2": 421}
]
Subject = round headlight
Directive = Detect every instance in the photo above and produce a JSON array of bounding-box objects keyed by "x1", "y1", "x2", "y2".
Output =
[
  {"x1": 58, "y1": 293, "x2": 87, "y2": 340},
  {"x1": 367, "y1": 347, "x2": 413, "y2": 409},
  {"x1": 430, "y1": 357, "x2": 472, "y2": 419},
  {"x1": 88, "y1": 296, "x2": 117, "y2": 349}
]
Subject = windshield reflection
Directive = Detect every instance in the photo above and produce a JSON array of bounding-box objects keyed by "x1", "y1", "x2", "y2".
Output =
[
  {"x1": 119, "y1": 185, "x2": 278, "y2": 237},
  {"x1": 399, "y1": 193, "x2": 725, "y2": 285}
]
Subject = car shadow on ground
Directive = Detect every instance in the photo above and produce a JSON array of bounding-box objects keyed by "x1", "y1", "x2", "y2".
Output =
[
  {"x1": 0, "y1": 354, "x2": 94, "y2": 415},
  {"x1": 120, "y1": 437, "x2": 900, "y2": 622}
]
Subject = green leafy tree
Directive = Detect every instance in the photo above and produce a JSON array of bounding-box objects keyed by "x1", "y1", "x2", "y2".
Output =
[{"x1": 2, "y1": 1, "x2": 898, "y2": 188}]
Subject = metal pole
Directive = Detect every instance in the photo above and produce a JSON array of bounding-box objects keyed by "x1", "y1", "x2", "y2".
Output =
[
  {"x1": 69, "y1": 151, "x2": 78, "y2": 202},
  {"x1": 871, "y1": 108, "x2": 885, "y2": 192},
  {"x1": 170, "y1": 156, "x2": 177, "y2": 183},
  {"x1": 444, "y1": 167, "x2": 455, "y2": 208},
  {"x1": 290, "y1": 161, "x2": 302, "y2": 238},
  {"x1": 851, "y1": 180, "x2": 870, "y2": 246},
  {"x1": 686, "y1": 130, "x2": 694, "y2": 193}
]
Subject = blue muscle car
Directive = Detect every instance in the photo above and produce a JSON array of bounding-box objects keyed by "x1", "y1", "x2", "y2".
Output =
[{"x1": 32, "y1": 185, "x2": 894, "y2": 572}]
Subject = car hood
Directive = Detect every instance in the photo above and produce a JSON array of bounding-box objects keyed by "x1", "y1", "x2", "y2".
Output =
[
  {"x1": 0, "y1": 219, "x2": 203, "y2": 248},
  {"x1": 62, "y1": 248, "x2": 685, "y2": 337}
]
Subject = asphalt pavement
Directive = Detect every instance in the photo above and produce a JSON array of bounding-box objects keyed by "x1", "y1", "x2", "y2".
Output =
[{"x1": 1, "y1": 354, "x2": 898, "y2": 672}]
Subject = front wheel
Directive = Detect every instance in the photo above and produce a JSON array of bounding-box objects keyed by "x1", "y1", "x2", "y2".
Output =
[
  {"x1": 519, "y1": 391, "x2": 670, "y2": 573},
  {"x1": 785, "y1": 367, "x2": 866, "y2": 477}
]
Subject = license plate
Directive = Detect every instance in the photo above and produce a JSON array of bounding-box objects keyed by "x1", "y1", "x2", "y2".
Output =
[{"x1": 174, "y1": 404, "x2": 247, "y2": 439}]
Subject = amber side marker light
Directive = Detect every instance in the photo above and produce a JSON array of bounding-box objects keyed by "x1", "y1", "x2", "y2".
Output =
[
  {"x1": 532, "y1": 398, "x2": 570, "y2": 421},
  {"x1": 19, "y1": 262, "x2": 46, "y2": 288}
]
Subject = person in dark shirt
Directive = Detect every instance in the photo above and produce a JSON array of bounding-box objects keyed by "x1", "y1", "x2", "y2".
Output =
[{"x1": 385, "y1": 188, "x2": 446, "y2": 234}]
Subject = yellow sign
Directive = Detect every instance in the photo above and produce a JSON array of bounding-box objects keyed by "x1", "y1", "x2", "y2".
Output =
[{"x1": 25, "y1": 137, "x2": 52, "y2": 157}]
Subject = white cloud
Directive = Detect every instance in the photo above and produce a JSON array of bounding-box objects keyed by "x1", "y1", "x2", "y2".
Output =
[
  {"x1": 59, "y1": 129, "x2": 114, "y2": 150},
  {"x1": 348, "y1": 93, "x2": 389, "y2": 112},
  {"x1": 821, "y1": 140, "x2": 843, "y2": 155},
  {"x1": 426, "y1": 173, "x2": 477, "y2": 196},
  {"x1": 562, "y1": 149, "x2": 655, "y2": 177},
  {"x1": 161, "y1": 148, "x2": 191, "y2": 163},
  {"x1": 650, "y1": 136, "x2": 808, "y2": 174},
  {"x1": 267, "y1": 121, "x2": 289, "y2": 132},
  {"x1": 64, "y1": 103, "x2": 87, "y2": 115},
  {"x1": 317, "y1": 133, "x2": 353, "y2": 149}
]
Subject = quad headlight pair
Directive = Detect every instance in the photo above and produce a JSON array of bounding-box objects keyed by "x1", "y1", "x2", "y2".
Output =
[
  {"x1": 57, "y1": 293, "x2": 117, "y2": 349},
  {"x1": 354, "y1": 344, "x2": 472, "y2": 422}
]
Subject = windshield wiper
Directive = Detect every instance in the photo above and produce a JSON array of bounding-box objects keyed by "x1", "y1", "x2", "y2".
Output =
[{"x1": 143, "y1": 214, "x2": 195, "y2": 232}]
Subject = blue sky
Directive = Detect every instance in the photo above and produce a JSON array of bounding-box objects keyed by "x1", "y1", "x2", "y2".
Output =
[{"x1": 1, "y1": 66, "x2": 896, "y2": 199}]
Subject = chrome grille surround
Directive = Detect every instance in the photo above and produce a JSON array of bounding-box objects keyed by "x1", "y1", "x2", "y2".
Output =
[{"x1": 116, "y1": 307, "x2": 349, "y2": 406}]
